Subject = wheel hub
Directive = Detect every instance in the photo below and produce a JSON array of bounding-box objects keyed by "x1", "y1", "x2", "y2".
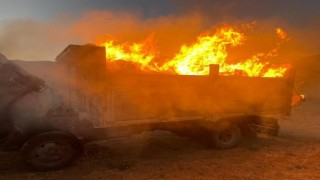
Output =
[
  {"x1": 34, "y1": 142, "x2": 67, "y2": 163},
  {"x1": 218, "y1": 129, "x2": 235, "y2": 144}
]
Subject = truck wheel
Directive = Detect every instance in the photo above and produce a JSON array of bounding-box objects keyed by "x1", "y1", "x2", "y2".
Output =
[
  {"x1": 209, "y1": 122, "x2": 241, "y2": 149},
  {"x1": 20, "y1": 131, "x2": 81, "y2": 171}
]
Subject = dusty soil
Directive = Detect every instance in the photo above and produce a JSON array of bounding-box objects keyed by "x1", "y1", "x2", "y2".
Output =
[
  {"x1": 1, "y1": 132, "x2": 320, "y2": 180},
  {"x1": 1, "y1": 57, "x2": 319, "y2": 179}
]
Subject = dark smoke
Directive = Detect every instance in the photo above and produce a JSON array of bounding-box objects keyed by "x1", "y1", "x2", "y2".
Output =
[
  {"x1": 170, "y1": 0, "x2": 320, "y2": 57},
  {"x1": 171, "y1": 0, "x2": 319, "y2": 25}
]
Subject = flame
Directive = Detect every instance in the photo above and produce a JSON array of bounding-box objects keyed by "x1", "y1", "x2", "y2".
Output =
[
  {"x1": 99, "y1": 25, "x2": 290, "y2": 77},
  {"x1": 160, "y1": 27, "x2": 244, "y2": 75},
  {"x1": 103, "y1": 40, "x2": 156, "y2": 69}
]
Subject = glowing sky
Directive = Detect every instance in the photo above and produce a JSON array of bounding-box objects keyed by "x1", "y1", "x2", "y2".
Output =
[{"x1": 0, "y1": 0, "x2": 319, "y2": 60}]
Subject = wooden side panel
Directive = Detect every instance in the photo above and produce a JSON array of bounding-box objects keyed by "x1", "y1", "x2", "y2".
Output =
[{"x1": 216, "y1": 76, "x2": 293, "y2": 115}]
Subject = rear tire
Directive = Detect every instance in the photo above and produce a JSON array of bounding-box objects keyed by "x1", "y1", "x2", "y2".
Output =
[
  {"x1": 208, "y1": 121, "x2": 241, "y2": 149},
  {"x1": 20, "y1": 131, "x2": 81, "y2": 171}
]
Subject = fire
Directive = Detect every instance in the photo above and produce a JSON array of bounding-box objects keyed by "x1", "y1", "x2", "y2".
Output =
[
  {"x1": 99, "y1": 25, "x2": 290, "y2": 77},
  {"x1": 160, "y1": 27, "x2": 244, "y2": 75},
  {"x1": 103, "y1": 41, "x2": 156, "y2": 69}
]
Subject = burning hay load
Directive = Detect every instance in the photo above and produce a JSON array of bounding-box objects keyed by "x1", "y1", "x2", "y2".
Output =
[{"x1": 98, "y1": 26, "x2": 290, "y2": 77}]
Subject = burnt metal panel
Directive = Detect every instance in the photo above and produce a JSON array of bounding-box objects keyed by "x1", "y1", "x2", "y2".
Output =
[
  {"x1": 56, "y1": 45, "x2": 107, "y2": 84},
  {"x1": 55, "y1": 45, "x2": 296, "y2": 128}
]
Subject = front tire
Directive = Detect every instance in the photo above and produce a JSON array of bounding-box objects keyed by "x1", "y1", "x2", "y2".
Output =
[{"x1": 20, "y1": 131, "x2": 81, "y2": 171}]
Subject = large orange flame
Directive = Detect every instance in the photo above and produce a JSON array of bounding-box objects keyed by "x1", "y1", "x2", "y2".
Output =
[
  {"x1": 160, "y1": 27, "x2": 244, "y2": 75},
  {"x1": 99, "y1": 25, "x2": 290, "y2": 77}
]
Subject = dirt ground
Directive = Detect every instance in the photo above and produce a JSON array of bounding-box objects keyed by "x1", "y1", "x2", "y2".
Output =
[
  {"x1": 1, "y1": 58, "x2": 319, "y2": 180},
  {"x1": 1, "y1": 130, "x2": 320, "y2": 180}
]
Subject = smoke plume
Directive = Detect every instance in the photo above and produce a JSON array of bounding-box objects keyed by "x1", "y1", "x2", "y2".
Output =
[{"x1": 0, "y1": 0, "x2": 319, "y2": 61}]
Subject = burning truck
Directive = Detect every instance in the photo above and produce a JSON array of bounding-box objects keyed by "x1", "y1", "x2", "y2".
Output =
[{"x1": 0, "y1": 44, "x2": 303, "y2": 170}]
